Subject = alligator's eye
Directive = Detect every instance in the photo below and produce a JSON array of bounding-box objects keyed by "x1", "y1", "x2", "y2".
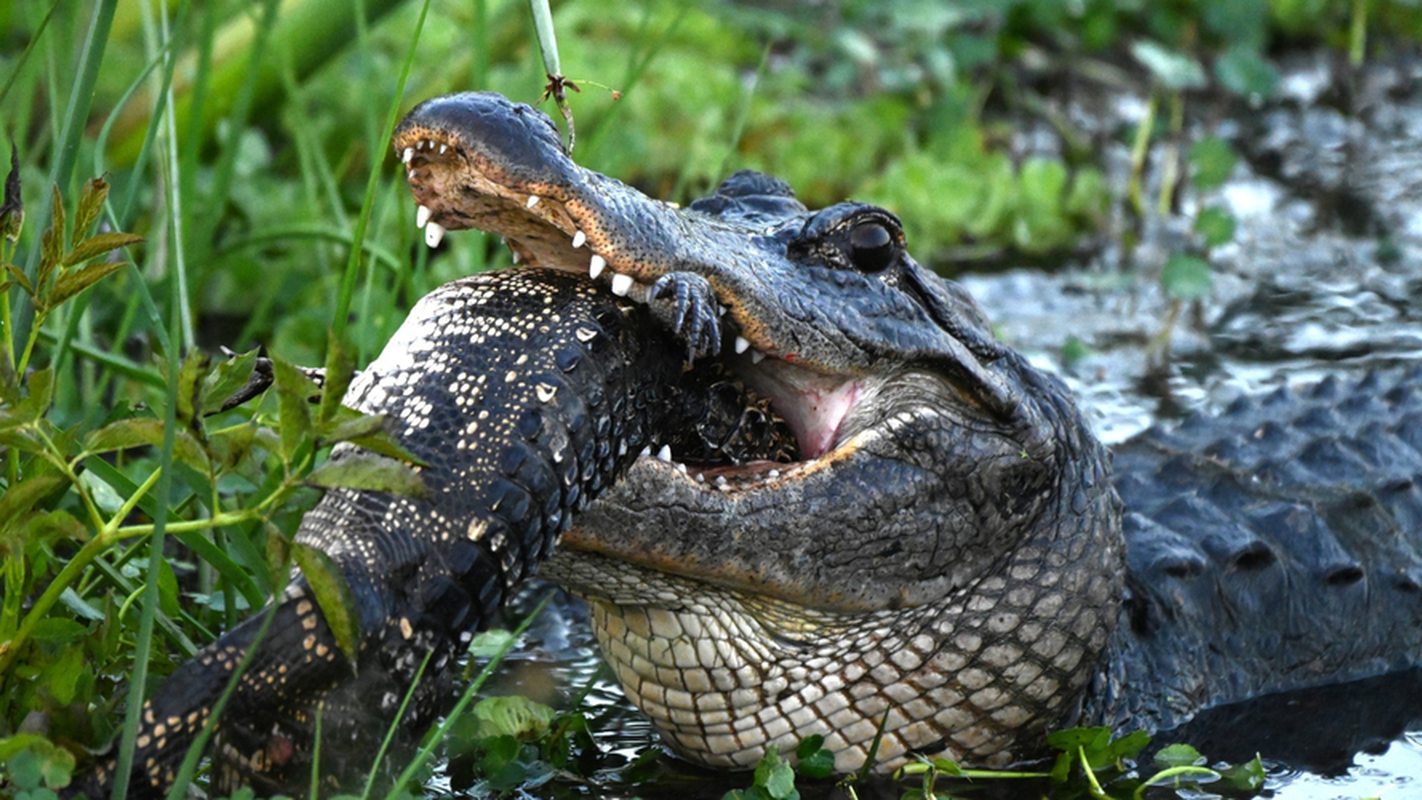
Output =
[{"x1": 848, "y1": 221, "x2": 896, "y2": 273}]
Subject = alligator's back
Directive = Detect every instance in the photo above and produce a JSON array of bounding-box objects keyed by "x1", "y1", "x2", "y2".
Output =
[{"x1": 1085, "y1": 368, "x2": 1422, "y2": 733}]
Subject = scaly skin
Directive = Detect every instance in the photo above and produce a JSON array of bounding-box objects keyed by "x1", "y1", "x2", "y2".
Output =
[
  {"x1": 74, "y1": 268, "x2": 791, "y2": 798},
  {"x1": 396, "y1": 92, "x2": 1422, "y2": 775}
]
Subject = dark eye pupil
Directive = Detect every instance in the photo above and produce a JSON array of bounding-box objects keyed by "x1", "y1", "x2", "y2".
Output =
[{"x1": 848, "y1": 222, "x2": 894, "y2": 272}]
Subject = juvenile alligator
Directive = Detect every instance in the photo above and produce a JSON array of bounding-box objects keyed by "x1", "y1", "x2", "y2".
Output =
[
  {"x1": 75, "y1": 268, "x2": 792, "y2": 798},
  {"x1": 398, "y1": 92, "x2": 1422, "y2": 775}
]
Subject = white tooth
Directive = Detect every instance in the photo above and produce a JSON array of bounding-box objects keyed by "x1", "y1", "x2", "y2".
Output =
[
  {"x1": 638, "y1": 446, "x2": 652, "y2": 458},
  {"x1": 619, "y1": 440, "x2": 628, "y2": 456},
  {"x1": 402, "y1": 147, "x2": 414, "y2": 163},
  {"x1": 751, "y1": 350, "x2": 765, "y2": 364},
  {"x1": 734, "y1": 336, "x2": 751, "y2": 354},
  {"x1": 589, "y1": 254, "x2": 607, "y2": 280},
  {"x1": 526, "y1": 195, "x2": 540, "y2": 208},
  {"x1": 610, "y1": 273, "x2": 633, "y2": 296},
  {"x1": 677, "y1": 462, "x2": 688, "y2": 474},
  {"x1": 695, "y1": 473, "x2": 706, "y2": 483},
  {"x1": 438, "y1": 144, "x2": 448, "y2": 154},
  {"x1": 406, "y1": 168, "x2": 416, "y2": 180},
  {"x1": 767, "y1": 469, "x2": 780, "y2": 479},
  {"x1": 424, "y1": 222, "x2": 445, "y2": 247},
  {"x1": 416, "y1": 205, "x2": 431, "y2": 228},
  {"x1": 417, "y1": 140, "x2": 427, "y2": 150},
  {"x1": 715, "y1": 475, "x2": 728, "y2": 488},
  {"x1": 510, "y1": 249, "x2": 520, "y2": 264},
  {"x1": 657, "y1": 444, "x2": 672, "y2": 462},
  {"x1": 571, "y1": 230, "x2": 586, "y2": 249}
]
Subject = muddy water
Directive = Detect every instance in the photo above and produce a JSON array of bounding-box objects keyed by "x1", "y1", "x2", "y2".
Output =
[{"x1": 452, "y1": 55, "x2": 1422, "y2": 799}]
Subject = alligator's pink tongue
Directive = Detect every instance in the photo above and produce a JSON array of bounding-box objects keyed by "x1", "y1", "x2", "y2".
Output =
[{"x1": 740, "y1": 364, "x2": 863, "y2": 459}]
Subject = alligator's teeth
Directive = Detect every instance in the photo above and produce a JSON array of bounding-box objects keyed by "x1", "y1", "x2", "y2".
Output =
[
  {"x1": 610, "y1": 273, "x2": 634, "y2": 296},
  {"x1": 571, "y1": 230, "x2": 586, "y2": 249},
  {"x1": 416, "y1": 205, "x2": 432, "y2": 228},
  {"x1": 767, "y1": 469, "x2": 781, "y2": 479},
  {"x1": 618, "y1": 439, "x2": 628, "y2": 456},
  {"x1": 526, "y1": 195, "x2": 540, "y2": 208},
  {"x1": 734, "y1": 336, "x2": 751, "y2": 355},
  {"x1": 406, "y1": 168, "x2": 416, "y2": 180},
  {"x1": 638, "y1": 446, "x2": 652, "y2": 458},
  {"x1": 438, "y1": 143, "x2": 448, "y2": 154},
  {"x1": 589, "y1": 254, "x2": 607, "y2": 280},
  {"x1": 402, "y1": 147, "x2": 414, "y2": 163},
  {"x1": 676, "y1": 462, "x2": 688, "y2": 474},
  {"x1": 714, "y1": 475, "x2": 728, "y2": 488},
  {"x1": 657, "y1": 444, "x2": 673, "y2": 462},
  {"x1": 695, "y1": 472, "x2": 706, "y2": 483},
  {"x1": 751, "y1": 350, "x2": 765, "y2": 364},
  {"x1": 510, "y1": 249, "x2": 520, "y2": 264},
  {"x1": 424, "y1": 222, "x2": 445, "y2": 248}
]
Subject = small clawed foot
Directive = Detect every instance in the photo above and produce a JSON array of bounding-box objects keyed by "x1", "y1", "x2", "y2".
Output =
[{"x1": 651, "y1": 273, "x2": 722, "y2": 362}]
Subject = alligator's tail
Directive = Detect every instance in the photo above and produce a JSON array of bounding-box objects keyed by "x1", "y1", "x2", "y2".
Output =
[{"x1": 68, "y1": 578, "x2": 354, "y2": 799}]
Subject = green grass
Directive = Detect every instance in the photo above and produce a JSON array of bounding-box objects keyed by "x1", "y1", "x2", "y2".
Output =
[{"x1": 1, "y1": 0, "x2": 1420, "y2": 797}]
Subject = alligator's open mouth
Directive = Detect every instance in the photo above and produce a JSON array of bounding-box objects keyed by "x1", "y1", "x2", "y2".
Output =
[{"x1": 393, "y1": 93, "x2": 885, "y2": 492}]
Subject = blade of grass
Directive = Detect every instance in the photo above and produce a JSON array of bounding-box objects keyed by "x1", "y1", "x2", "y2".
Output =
[
  {"x1": 381, "y1": 592, "x2": 553, "y2": 800},
  {"x1": 331, "y1": 0, "x2": 434, "y2": 346},
  {"x1": 0, "y1": 0, "x2": 63, "y2": 107},
  {"x1": 358, "y1": 649, "x2": 434, "y2": 800}
]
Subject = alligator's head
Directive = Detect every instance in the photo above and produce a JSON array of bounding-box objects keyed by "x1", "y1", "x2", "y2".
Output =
[{"x1": 394, "y1": 92, "x2": 1123, "y2": 773}]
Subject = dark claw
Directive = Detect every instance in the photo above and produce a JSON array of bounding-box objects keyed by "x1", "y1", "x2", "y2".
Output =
[{"x1": 651, "y1": 273, "x2": 722, "y2": 362}]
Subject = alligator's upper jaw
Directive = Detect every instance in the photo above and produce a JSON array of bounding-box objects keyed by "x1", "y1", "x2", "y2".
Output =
[{"x1": 396, "y1": 92, "x2": 688, "y2": 304}]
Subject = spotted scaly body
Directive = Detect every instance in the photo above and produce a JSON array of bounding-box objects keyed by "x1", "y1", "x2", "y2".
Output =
[{"x1": 75, "y1": 268, "x2": 750, "y2": 798}]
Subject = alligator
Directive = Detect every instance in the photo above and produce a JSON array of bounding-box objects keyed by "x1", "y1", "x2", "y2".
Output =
[
  {"x1": 78, "y1": 91, "x2": 1422, "y2": 795},
  {"x1": 396, "y1": 92, "x2": 1422, "y2": 775}
]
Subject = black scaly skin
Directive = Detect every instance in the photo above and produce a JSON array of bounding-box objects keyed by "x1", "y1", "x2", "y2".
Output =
[
  {"x1": 390, "y1": 91, "x2": 1422, "y2": 776},
  {"x1": 1084, "y1": 368, "x2": 1422, "y2": 733},
  {"x1": 74, "y1": 268, "x2": 773, "y2": 798}
]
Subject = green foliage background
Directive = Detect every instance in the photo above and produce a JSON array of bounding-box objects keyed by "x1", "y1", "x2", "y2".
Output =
[{"x1": 1, "y1": 0, "x2": 1420, "y2": 797}]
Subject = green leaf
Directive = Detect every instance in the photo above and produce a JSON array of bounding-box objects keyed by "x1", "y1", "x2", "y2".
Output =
[
  {"x1": 82, "y1": 417, "x2": 209, "y2": 472},
  {"x1": 0, "y1": 474, "x2": 65, "y2": 531},
  {"x1": 14, "y1": 367, "x2": 55, "y2": 424},
  {"x1": 792, "y1": 735, "x2": 836, "y2": 779},
  {"x1": 270, "y1": 357, "x2": 314, "y2": 463},
  {"x1": 290, "y1": 542, "x2": 360, "y2": 667},
  {"x1": 469, "y1": 695, "x2": 555, "y2": 741},
  {"x1": 317, "y1": 333, "x2": 355, "y2": 430},
  {"x1": 62, "y1": 231, "x2": 142, "y2": 269},
  {"x1": 1214, "y1": 45, "x2": 1278, "y2": 99},
  {"x1": 1046, "y1": 726, "x2": 1110, "y2": 753},
  {"x1": 43, "y1": 258, "x2": 127, "y2": 312},
  {"x1": 1153, "y1": 742, "x2": 1206, "y2": 768},
  {"x1": 201, "y1": 349, "x2": 260, "y2": 415},
  {"x1": 753, "y1": 750, "x2": 798, "y2": 800},
  {"x1": 1218, "y1": 755, "x2": 1266, "y2": 791},
  {"x1": 1161, "y1": 253, "x2": 1214, "y2": 300},
  {"x1": 467, "y1": 628, "x2": 517, "y2": 659},
  {"x1": 1189, "y1": 137, "x2": 1238, "y2": 191},
  {"x1": 5, "y1": 262, "x2": 34, "y2": 296},
  {"x1": 176, "y1": 348, "x2": 209, "y2": 428},
  {"x1": 72, "y1": 177, "x2": 110, "y2": 244},
  {"x1": 1130, "y1": 40, "x2": 1206, "y2": 90},
  {"x1": 306, "y1": 452, "x2": 425, "y2": 497},
  {"x1": 1194, "y1": 206, "x2": 1237, "y2": 248},
  {"x1": 37, "y1": 186, "x2": 64, "y2": 297},
  {"x1": 44, "y1": 644, "x2": 86, "y2": 705},
  {"x1": 1061, "y1": 336, "x2": 1093, "y2": 366},
  {"x1": 1104, "y1": 728, "x2": 1152, "y2": 761}
]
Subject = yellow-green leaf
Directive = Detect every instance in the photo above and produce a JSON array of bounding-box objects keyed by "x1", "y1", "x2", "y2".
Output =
[
  {"x1": 306, "y1": 452, "x2": 426, "y2": 497},
  {"x1": 73, "y1": 177, "x2": 111, "y2": 243},
  {"x1": 62, "y1": 231, "x2": 142, "y2": 268},
  {"x1": 270, "y1": 357, "x2": 315, "y2": 463},
  {"x1": 317, "y1": 333, "x2": 355, "y2": 430},
  {"x1": 290, "y1": 542, "x2": 360, "y2": 668},
  {"x1": 201, "y1": 349, "x2": 260, "y2": 415},
  {"x1": 0, "y1": 475, "x2": 65, "y2": 533},
  {"x1": 44, "y1": 259, "x2": 127, "y2": 311}
]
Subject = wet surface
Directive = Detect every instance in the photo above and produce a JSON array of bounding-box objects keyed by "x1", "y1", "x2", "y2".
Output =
[{"x1": 452, "y1": 54, "x2": 1422, "y2": 799}]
